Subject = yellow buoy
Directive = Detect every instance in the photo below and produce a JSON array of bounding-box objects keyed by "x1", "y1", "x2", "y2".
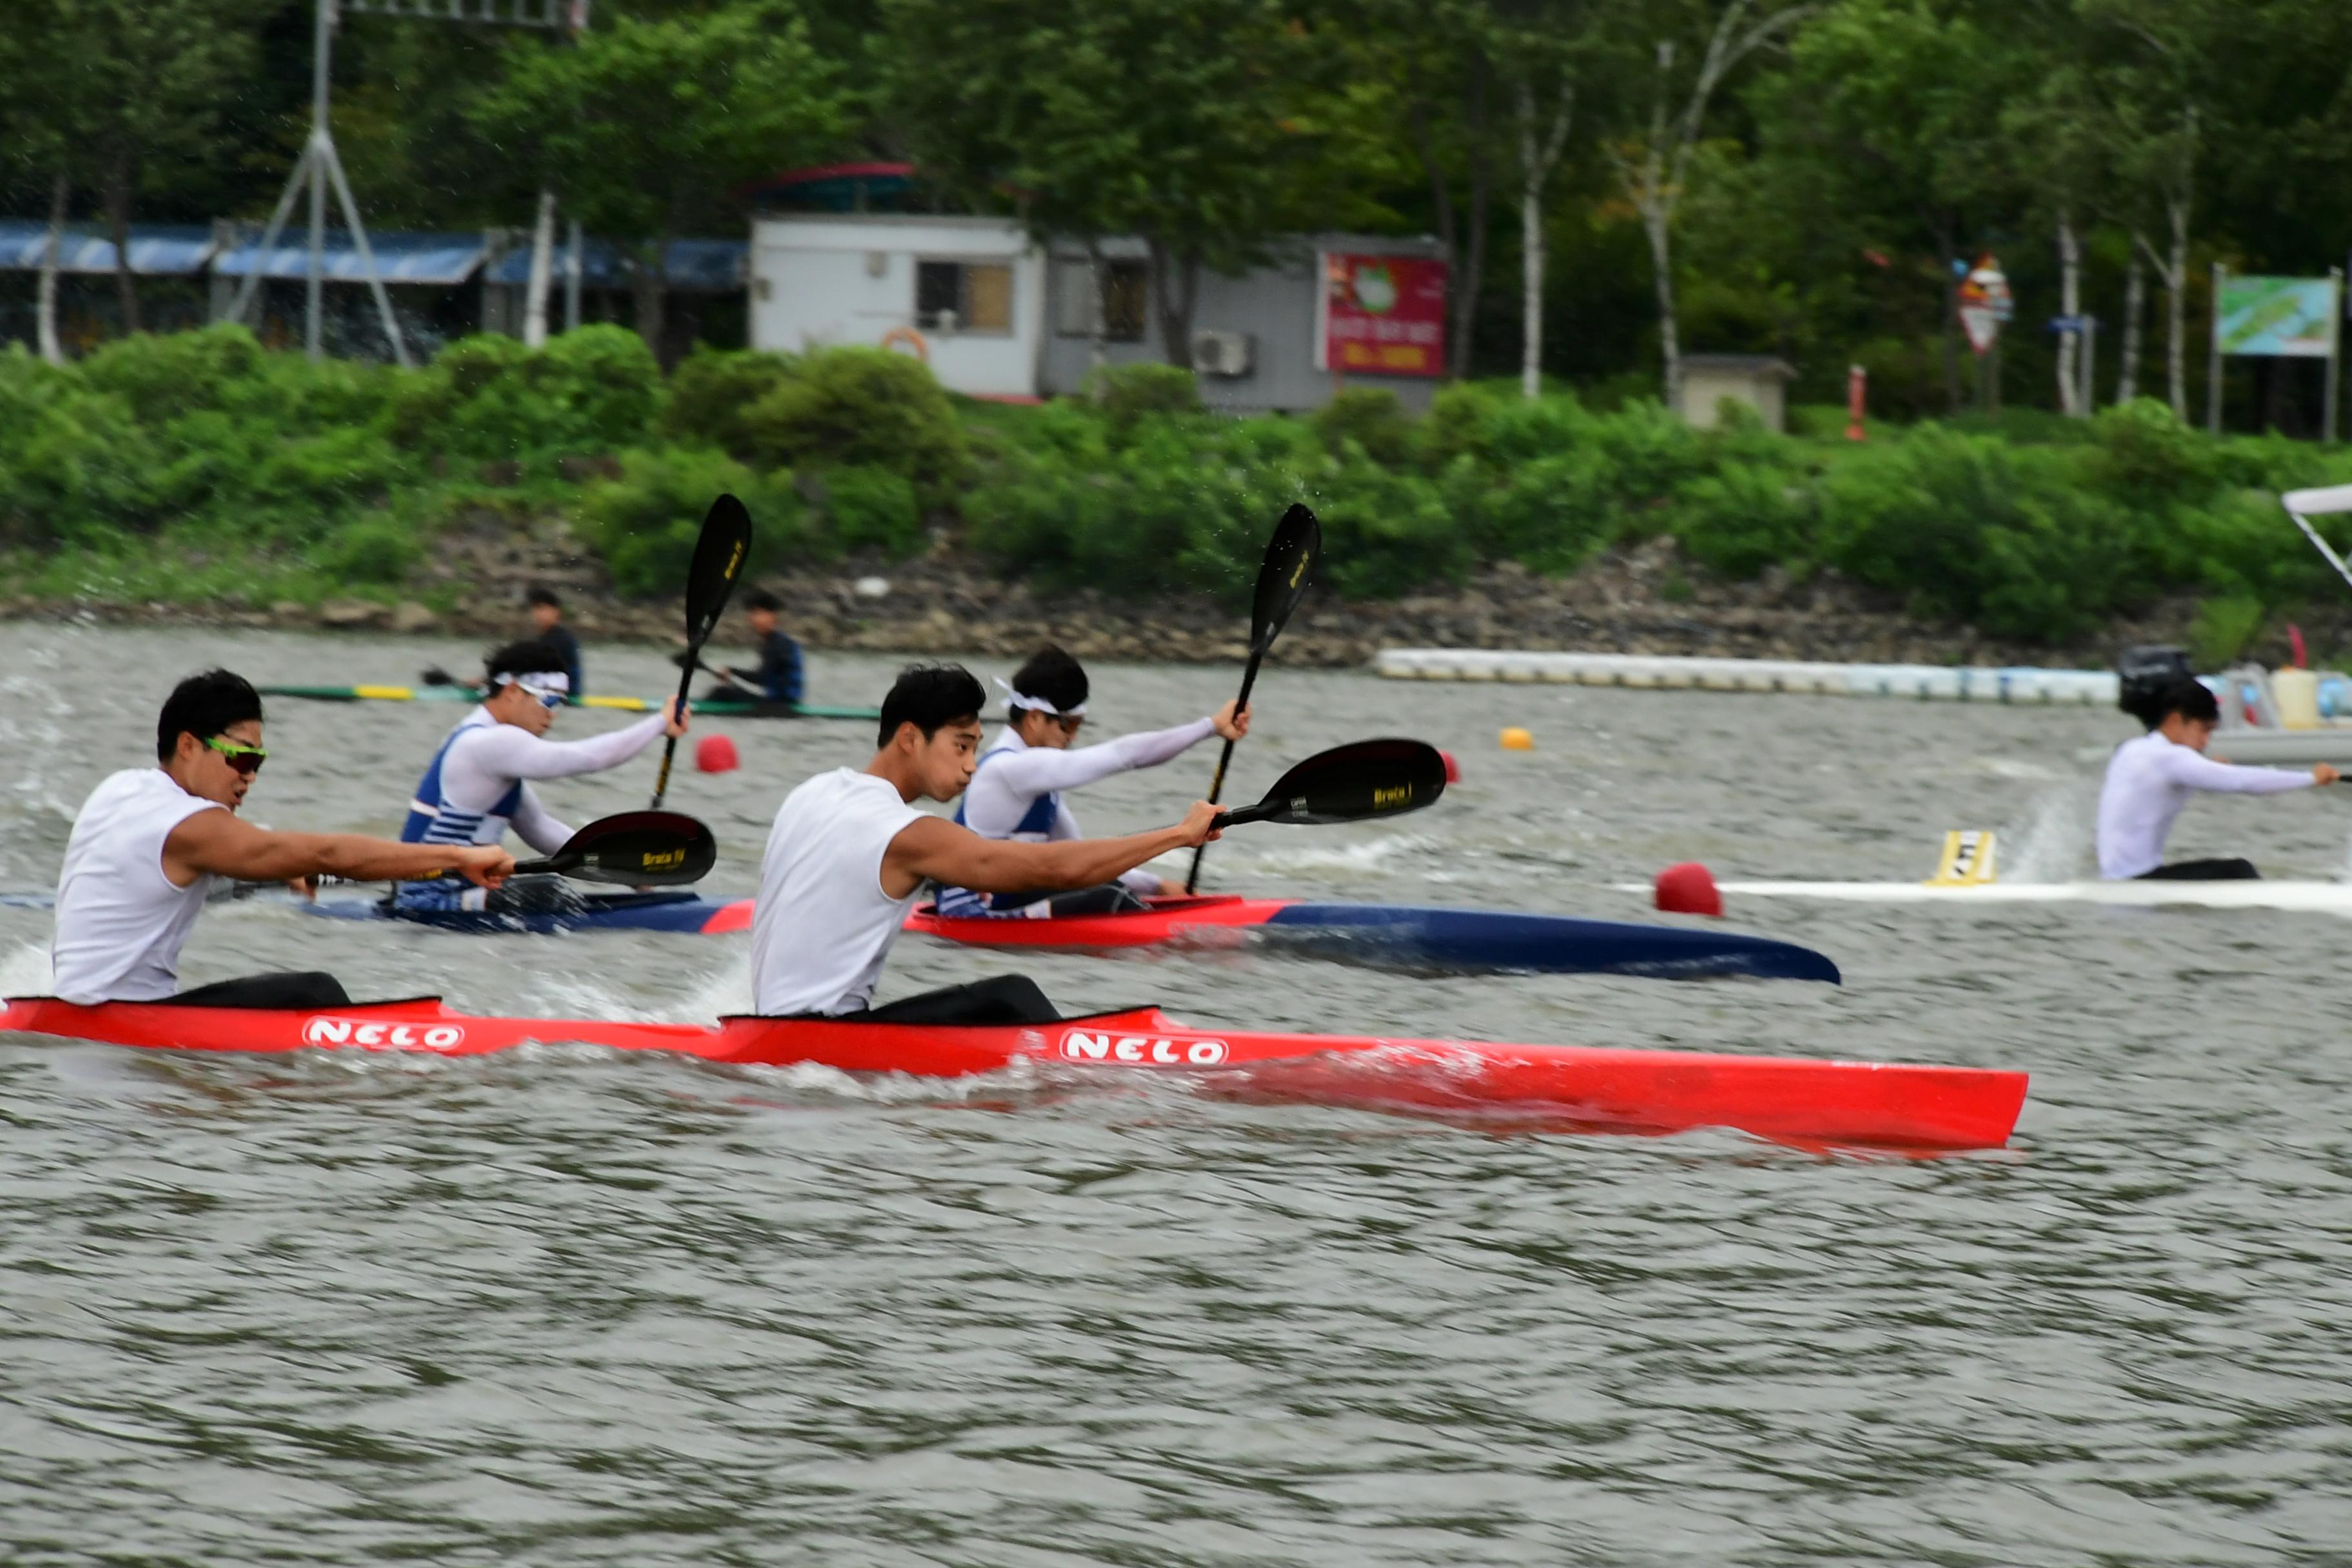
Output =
[{"x1": 1499, "y1": 726, "x2": 1534, "y2": 751}]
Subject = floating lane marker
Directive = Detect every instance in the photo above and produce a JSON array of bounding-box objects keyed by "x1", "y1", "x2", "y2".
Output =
[{"x1": 1375, "y1": 649, "x2": 2121, "y2": 706}]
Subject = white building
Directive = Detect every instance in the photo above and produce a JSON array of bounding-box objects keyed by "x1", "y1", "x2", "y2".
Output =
[{"x1": 749, "y1": 210, "x2": 1445, "y2": 413}]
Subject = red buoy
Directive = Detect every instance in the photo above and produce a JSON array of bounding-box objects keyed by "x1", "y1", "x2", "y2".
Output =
[
  {"x1": 1654, "y1": 861, "x2": 1723, "y2": 917},
  {"x1": 696, "y1": 733, "x2": 740, "y2": 774},
  {"x1": 1440, "y1": 749, "x2": 1462, "y2": 784}
]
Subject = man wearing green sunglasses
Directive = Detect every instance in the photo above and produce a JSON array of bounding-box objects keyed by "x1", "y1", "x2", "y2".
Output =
[{"x1": 49, "y1": 669, "x2": 514, "y2": 1008}]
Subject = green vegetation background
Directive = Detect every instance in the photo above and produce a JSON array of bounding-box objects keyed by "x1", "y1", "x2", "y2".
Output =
[{"x1": 7, "y1": 324, "x2": 2351, "y2": 662}]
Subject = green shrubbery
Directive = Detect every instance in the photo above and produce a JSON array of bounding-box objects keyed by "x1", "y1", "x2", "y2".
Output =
[{"x1": 11, "y1": 324, "x2": 2352, "y2": 644}]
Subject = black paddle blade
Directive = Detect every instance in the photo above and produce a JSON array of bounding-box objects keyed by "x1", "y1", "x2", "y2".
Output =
[
  {"x1": 515, "y1": 810, "x2": 716, "y2": 886},
  {"x1": 1249, "y1": 503, "x2": 1320, "y2": 654},
  {"x1": 685, "y1": 493, "x2": 753, "y2": 645},
  {"x1": 1217, "y1": 738, "x2": 1447, "y2": 828}
]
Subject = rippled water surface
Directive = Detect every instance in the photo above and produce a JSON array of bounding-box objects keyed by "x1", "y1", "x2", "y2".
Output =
[{"x1": 3, "y1": 623, "x2": 2349, "y2": 1564}]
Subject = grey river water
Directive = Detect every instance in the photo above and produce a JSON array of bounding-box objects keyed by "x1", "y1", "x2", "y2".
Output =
[{"x1": 2, "y1": 622, "x2": 2349, "y2": 1565}]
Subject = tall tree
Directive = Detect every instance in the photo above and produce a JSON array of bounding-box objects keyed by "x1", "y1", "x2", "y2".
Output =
[
  {"x1": 56, "y1": 0, "x2": 265, "y2": 335},
  {"x1": 1603, "y1": 0, "x2": 1811, "y2": 409},
  {"x1": 886, "y1": 0, "x2": 1324, "y2": 371},
  {"x1": 468, "y1": 2, "x2": 850, "y2": 360},
  {"x1": 0, "y1": 0, "x2": 71, "y2": 362},
  {"x1": 1500, "y1": 1, "x2": 1583, "y2": 398},
  {"x1": 1751, "y1": 0, "x2": 2009, "y2": 413}
]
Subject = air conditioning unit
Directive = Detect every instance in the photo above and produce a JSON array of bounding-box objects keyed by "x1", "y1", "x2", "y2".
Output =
[{"x1": 1191, "y1": 329, "x2": 1255, "y2": 377}]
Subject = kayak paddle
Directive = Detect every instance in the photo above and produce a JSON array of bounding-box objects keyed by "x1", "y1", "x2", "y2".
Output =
[
  {"x1": 1184, "y1": 502, "x2": 1320, "y2": 892},
  {"x1": 1211, "y1": 738, "x2": 1447, "y2": 829},
  {"x1": 650, "y1": 493, "x2": 753, "y2": 808},
  {"x1": 506, "y1": 810, "x2": 717, "y2": 887}
]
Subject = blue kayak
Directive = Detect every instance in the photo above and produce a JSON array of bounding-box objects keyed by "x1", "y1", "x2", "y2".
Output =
[
  {"x1": 905, "y1": 896, "x2": 1839, "y2": 983},
  {"x1": 302, "y1": 890, "x2": 753, "y2": 936}
]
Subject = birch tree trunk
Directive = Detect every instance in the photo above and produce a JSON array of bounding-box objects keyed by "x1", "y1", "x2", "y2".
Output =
[
  {"x1": 524, "y1": 188, "x2": 557, "y2": 349},
  {"x1": 104, "y1": 150, "x2": 140, "y2": 336},
  {"x1": 1609, "y1": 5, "x2": 1812, "y2": 413},
  {"x1": 1084, "y1": 239, "x2": 1108, "y2": 378},
  {"x1": 2118, "y1": 246, "x2": 2144, "y2": 402},
  {"x1": 37, "y1": 173, "x2": 67, "y2": 366},
  {"x1": 2162, "y1": 193, "x2": 2189, "y2": 418},
  {"x1": 1515, "y1": 74, "x2": 1573, "y2": 400},
  {"x1": 2055, "y1": 209, "x2": 2082, "y2": 416},
  {"x1": 1147, "y1": 237, "x2": 1201, "y2": 371}
]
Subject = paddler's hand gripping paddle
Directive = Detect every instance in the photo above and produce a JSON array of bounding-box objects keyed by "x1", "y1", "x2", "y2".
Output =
[
  {"x1": 651, "y1": 493, "x2": 754, "y2": 808},
  {"x1": 1209, "y1": 739, "x2": 1447, "y2": 829},
  {"x1": 1184, "y1": 502, "x2": 1320, "y2": 892}
]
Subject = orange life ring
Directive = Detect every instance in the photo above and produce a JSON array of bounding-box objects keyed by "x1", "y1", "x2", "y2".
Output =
[{"x1": 879, "y1": 325, "x2": 928, "y2": 362}]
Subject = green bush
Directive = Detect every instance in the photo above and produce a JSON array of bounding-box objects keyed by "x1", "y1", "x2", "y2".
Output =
[
  {"x1": 313, "y1": 513, "x2": 422, "y2": 584},
  {"x1": 1671, "y1": 460, "x2": 1813, "y2": 579},
  {"x1": 1308, "y1": 388, "x2": 1413, "y2": 466},
  {"x1": 816, "y1": 465, "x2": 923, "y2": 556},
  {"x1": 576, "y1": 446, "x2": 813, "y2": 597},
  {"x1": 78, "y1": 324, "x2": 267, "y2": 424},
  {"x1": 388, "y1": 324, "x2": 660, "y2": 460},
  {"x1": 660, "y1": 346, "x2": 795, "y2": 457},
  {"x1": 738, "y1": 346, "x2": 966, "y2": 485},
  {"x1": 1086, "y1": 362, "x2": 1202, "y2": 435}
]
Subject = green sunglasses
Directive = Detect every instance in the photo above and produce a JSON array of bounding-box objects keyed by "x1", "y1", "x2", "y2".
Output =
[{"x1": 204, "y1": 735, "x2": 268, "y2": 776}]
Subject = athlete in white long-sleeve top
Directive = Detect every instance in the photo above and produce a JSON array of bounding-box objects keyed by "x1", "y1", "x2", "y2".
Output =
[
  {"x1": 2096, "y1": 675, "x2": 2337, "y2": 879},
  {"x1": 936, "y1": 645, "x2": 1247, "y2": 918},
  {"x1": 395, "y1": 637, "x2": 686, "y2": 914}
]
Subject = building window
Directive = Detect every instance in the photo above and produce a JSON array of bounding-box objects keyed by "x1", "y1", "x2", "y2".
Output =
[
  {"x1": 1054, "y1": 258, "x2": 1148, "y2": 341},
  {"x1": 915, "y1": 259, "x2": 1012, "y2": 334}
]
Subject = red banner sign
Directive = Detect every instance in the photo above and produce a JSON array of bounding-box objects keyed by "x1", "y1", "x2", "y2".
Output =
[{"x1": 1322, "y1": 253, "x2": 1447, "y2": 377}]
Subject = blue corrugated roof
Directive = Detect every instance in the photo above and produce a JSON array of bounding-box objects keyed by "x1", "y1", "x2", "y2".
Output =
[
  {"x1": 213, "y1": 230, "x2": 488, "y2": 286},
  {"x1": 0, "y1": 222, "x2": 218, "y2": 276},
  {"x1": 482, "y1": 236, "x2": 745, "y2": 291}
]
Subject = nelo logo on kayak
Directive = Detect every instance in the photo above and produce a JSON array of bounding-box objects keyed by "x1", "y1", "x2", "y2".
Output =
[
  {"x1": 300, "y1": 1017, "x2": 466, "y2": 1052},
  {"x1": 1059, "y1": 1030, "x2": 1228, "y2": 1066}
]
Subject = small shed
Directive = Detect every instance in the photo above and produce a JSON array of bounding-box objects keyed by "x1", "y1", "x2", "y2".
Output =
[{"x1": 1678, "y1": 354, "x2": 1797, "y2": 432}]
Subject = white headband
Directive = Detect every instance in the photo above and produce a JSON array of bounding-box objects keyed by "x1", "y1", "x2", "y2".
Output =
[
  {"x1": 995, "y1": 676, "x2": 1086, "y2": 718},
  {"x1": 493, "y1": 670, "x2": 572, "y2": 698}
]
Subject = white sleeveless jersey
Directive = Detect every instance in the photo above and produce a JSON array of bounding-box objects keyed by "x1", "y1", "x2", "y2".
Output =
[
  {"x1": 51, "y1": 769, "x2": 227, "y2": 1004},
  {"x1": 749, "y1": 768, "x2": 926, "y2": 1015}
]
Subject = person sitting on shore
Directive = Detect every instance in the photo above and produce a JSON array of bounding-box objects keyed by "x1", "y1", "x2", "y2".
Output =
[
  {"x1": 701, "y1": 590, "x2": 804, "y2": 708},
  {"x1": 394, "y1": 638, "x2": 685, "y2": 916},
  {"x1": 2096, "y1": 674, "x2": 2337, "y2": 880},
  {"x1": 934, "y1": 645, "x2": 1247, "y2": 919},
  {"x1": 527, "y1": 584, "x2": 584, "y2": 700},
  {"x1": 50, "y1": 669, "x2": 511, "y2": 1008},
  {"x1": 749, "y1": 663, "x2": 1220, "y2": 1023}
]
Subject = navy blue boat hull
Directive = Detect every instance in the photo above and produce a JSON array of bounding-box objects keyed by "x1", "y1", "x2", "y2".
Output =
[
  {"x1": 301, "y1": 890, "x2": 750, "y2": 936},
  {"x1": 1259, "y1": 903, "x2": 1841, "y2": 983}
]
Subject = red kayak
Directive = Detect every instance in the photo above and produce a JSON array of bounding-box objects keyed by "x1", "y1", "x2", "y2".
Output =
[{"x1": 0, "y1": 995, "x2": 2026, "y2": 1152}]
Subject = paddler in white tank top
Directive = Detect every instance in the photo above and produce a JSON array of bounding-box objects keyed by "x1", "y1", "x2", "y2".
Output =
[
  {"x1": 2096, "y1": 674, "x2": 2337, "y2": 880},
  {"x1": 395, "y1": 636, "x2": 686, "y2": 915},
  {"x1": 936, "y1": 644, "x2": 1248, "y2": 919},
  {"x1": 749, "y1": 663, "x2": 1222, "y2": 1021},
  {"x1": 50, "y1": 669, "x2": 514, "y2": 1008}
]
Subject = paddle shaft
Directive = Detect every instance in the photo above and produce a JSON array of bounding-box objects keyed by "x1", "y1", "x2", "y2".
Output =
[
  {"x1": 648, "y1": 657, "x2": 696, "y2": 808},
  {"x1": 1182, "y1": 653, "x2": 1264, "y2": 894}
]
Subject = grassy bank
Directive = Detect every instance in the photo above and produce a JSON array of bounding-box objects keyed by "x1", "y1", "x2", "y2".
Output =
[{"x1": 6, "y1": 324, "x2": 2351, "y2": 661}]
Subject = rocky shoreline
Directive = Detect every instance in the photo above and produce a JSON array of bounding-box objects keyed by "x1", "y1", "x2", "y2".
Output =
[{"x1": 0, "y1": 519, "x2": 2285, "y2": 673}]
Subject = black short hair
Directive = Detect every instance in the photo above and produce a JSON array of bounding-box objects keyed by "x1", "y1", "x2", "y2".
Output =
[
  {"x1": 483, "y1": 636, "x2": 573, "y2": 688},
  {"x1": 879, "y1": 663, "x2": 985, "y2": 749},
  {"x1": 157, "y1": 669, "x2": 262, "y2": 762},
  {"x1": 1010, "y1": 644, "x2": 1088, "y2": 716},
  {"x1": 2142, "y1": 674, "x2": 2219, "y2": 729},
  {"x1": 526, "y1": 584, "x2": 562, "y2": 610},
  {"x1": 745, "y1": 588, "x2": 782, "y2": 614}
]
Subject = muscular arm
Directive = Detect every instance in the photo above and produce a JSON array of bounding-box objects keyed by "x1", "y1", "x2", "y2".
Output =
[
  {"x1": 505, "y1": 785, "x2": 574, "y2": 858},
  {"x1": 986, "y1": 718, "x2": 1218, "y2": 799},
  {"x1": 2159, "y1": 747, "x2": 2317, "y2": 795},
  {"x1": 881, "y1": 807, "x2": 1217, "y2": 901},
  {"x1": 165, "y1": 809, "x2": 512, "y2": 887},
  {"x1": 459, "y1": 712, "x2": 667, "y2": 782}
]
